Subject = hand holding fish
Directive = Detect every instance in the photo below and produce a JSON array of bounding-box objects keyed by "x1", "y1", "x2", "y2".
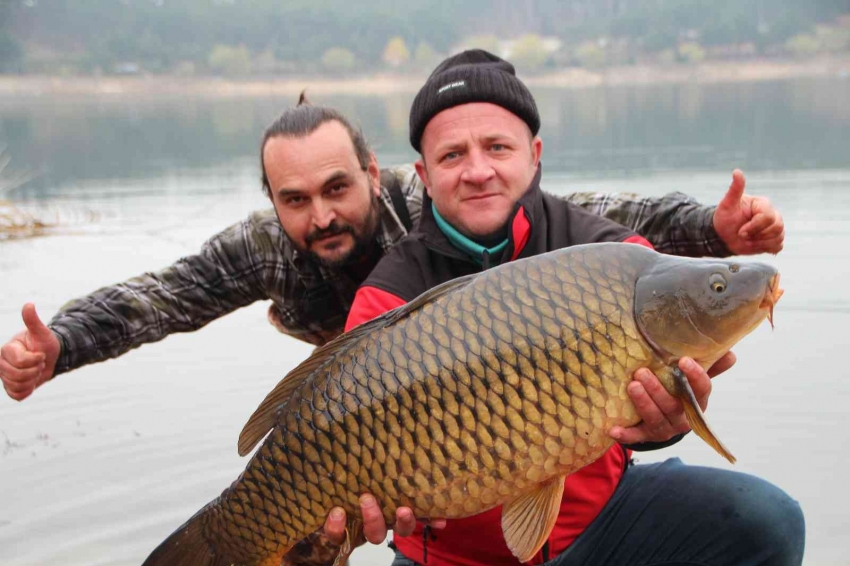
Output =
[
  {"x1": 608, "y1": 354, "x2": 734, "y2": 446},
  {"x1": 713, "y1": 169, "x2": 785, "y2": 255},
  {"x1": 323, "y1": 493, "x2": 445, "y2": 546},
  {"x1": 322, "y1": 349, "x2": 740, "y2": 546},
  {"x1": 0, "y1": 303, "x2": 60, "y2": 401}
]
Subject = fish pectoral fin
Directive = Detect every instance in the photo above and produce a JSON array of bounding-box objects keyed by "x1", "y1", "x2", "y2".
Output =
[
  {"x1": 501, "y1": 474, "x2": 566, "y2": 563},
  {"x1": 332, "y1": 518, "x2": 363, "y2": 566},
  {"x1": 670, "y1": 366, "x2": 737, "y2": 464}
]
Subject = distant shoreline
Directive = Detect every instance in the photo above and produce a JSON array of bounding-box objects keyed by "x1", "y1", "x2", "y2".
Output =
[{"x1": 0, "y1": 55, "x2": 848, "y2": 99}]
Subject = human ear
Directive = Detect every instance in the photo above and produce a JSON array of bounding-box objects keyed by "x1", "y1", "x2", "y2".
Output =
[
  {"x1": 414, "y1": 158, "x2": 432, "y2": 197},
  {"x1": 531, "y1": 136, "x2": 543, "y2": 167},
  {"x1": 367, "y1": 152, "x2": 381, "y2": 197}
]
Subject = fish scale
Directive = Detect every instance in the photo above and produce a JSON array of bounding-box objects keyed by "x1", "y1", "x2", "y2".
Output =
[{"x1": 143, "y1": 242, "x2": 781, "y2": 566}]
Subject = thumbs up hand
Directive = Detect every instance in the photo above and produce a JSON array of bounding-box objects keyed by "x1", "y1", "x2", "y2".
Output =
[
  {"x1": 713, "y1": 169, "x2": 785, "y2": 256},
  {"x1": 1, "y1": 304, "x2": 61, "y2": 401}
]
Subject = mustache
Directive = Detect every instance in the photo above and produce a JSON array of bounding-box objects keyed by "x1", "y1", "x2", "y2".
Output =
[{"x1": 305, "y1": 222, "x2": 354, "y2": 245}]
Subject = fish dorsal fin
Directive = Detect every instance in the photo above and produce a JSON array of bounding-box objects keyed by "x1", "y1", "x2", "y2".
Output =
[
  {"x1": 670, "y1": 366, "x2": 736, "y2": 464},
  {"x1": 501, "y1": 474, "x2": 566, "y2": 563},
  {"x1": 237, "y1": 272, "x2": 478, "y2": 456},
  {"x1": 386, "y1": 271, "x2": 478, "y2": 322}
]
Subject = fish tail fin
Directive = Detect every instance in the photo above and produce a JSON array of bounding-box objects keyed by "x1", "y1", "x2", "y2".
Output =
[
  {"x1": 673, "y1": 367, "x2": 737, "y2": 464},
  {"x1": 142, "y1": 499, "x2": 235, "y2": 566}
]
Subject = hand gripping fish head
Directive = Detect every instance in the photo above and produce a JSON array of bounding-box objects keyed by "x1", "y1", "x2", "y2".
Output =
[{"x1": 634, "y1": 253, "x2": 782, "y2": 463}]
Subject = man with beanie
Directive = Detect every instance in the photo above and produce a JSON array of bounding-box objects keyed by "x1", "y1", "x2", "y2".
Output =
[{"x1": 325, "y1": 50, "x2": 804, "y2": 566}]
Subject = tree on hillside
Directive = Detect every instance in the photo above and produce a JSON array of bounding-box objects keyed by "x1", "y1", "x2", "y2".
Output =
[
  {"x1": 785, "y1": 34, "x2": 820, "y2": 57},
  {"x1": 574, "y1": 41, "x2": 607, "y2": 68},
  {"x1": 208, "y1": 44, "x2": 252, "y2": 76},
  {"x1": 459, "y1": 34, "x2": 501, "y2": 55},
  {"x1": 382, "y1": 37, "x2": 410, "y2": 68},
  {"x1": 678, "y1": 41, "x2": 706, "y2": 63},
  {"x1": 414, "y1": 41, "x2": 440, "y2": 68},
  {"x1": 321, "y1": 47, "x2": 356, "y2": 73},
  {"x1": 0, "y1": 0, "x2": 21, "y2": 72},
  {"x1": 0, "y1": 35, "x2": 21, "y2": 72},
  {"x1": 510, "y1": 34, "x2": 550, "y2": 71},
  {"x1": 1, "y1": 0, "x2": 849, "y2": 75}
]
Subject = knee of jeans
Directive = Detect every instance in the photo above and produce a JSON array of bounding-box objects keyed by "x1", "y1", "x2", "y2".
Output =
[
  {"x1": 737, "y1": 482, "x2": 806, "y2": 564},
  {"x1": 390, "y1": 548, "x2": 420, "y2": 566}
]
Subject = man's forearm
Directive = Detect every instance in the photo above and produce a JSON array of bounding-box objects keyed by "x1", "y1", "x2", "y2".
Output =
[
  {"x1": 50, "y1": 245, "x2": 267, "y2": 375},
  {"x1": 565, "y1": 191, "x2": 731, "y2": 258}
]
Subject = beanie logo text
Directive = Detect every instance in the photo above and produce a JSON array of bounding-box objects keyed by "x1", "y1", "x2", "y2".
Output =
[{"x1": 437, "y1": 80, "x2": 466, "y2": 94}]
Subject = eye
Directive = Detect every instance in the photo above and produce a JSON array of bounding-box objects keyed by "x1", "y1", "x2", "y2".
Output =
[{"x1": 710, "y1": 273, "x2": 727, "y2": 294}]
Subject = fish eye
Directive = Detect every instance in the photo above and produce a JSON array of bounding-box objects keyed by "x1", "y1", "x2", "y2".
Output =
[
  {"x1": 710, "y1": 273, "x2": 727, "y2": 293},
  {"x1": 729, "y1": 264, "x2": 740, "y2": 273}
]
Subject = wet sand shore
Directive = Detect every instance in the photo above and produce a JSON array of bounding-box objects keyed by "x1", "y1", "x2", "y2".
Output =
[{"x1": 0, "y1": 55, "x2": 848, "y2": 100}]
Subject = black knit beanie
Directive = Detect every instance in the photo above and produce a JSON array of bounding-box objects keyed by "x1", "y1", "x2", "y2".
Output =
[{"x1": 409, "y1": 49, "x2": 541, "y2": 152}]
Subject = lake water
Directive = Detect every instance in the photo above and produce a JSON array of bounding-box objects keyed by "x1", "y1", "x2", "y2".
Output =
[{"x1": 1, "y1": 77, "x2": 849, "y2": 566}]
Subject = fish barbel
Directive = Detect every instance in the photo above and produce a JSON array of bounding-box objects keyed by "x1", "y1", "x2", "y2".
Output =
[{"x1": 143, "y1": 242, "x2": 782, "y2": 566}]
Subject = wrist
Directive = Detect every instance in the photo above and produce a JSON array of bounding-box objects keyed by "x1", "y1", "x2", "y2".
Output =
[
  {"x1": 707, "y1": 206, "x2": 733, "y2": 257},
  {"x1": 46, "y1": 326, "x2": 69, "y2": 377},
  {"x1": 622, "y1": 431, "x2": 689, "y2": 451}
]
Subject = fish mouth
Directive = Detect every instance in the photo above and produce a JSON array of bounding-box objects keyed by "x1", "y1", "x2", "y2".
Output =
[{"x1": 760, "y1": 273, "x2": 784, "y2": 329}]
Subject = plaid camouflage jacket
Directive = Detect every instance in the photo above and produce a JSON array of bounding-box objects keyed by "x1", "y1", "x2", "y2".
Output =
[{"x1": 49, "y1": 164, "x2": 729, "y2": 375}]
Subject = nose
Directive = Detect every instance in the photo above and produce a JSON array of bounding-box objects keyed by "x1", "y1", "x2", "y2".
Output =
[
  {"x1": 460, "y1": 148, "x2": 495, "y2": 185},
  {"x1": 310, "y1": 199, "x2": 336, "y2": 229}
]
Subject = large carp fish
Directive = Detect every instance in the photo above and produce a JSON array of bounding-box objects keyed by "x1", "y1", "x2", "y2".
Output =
[{"x1": 144, "y1": 242, "x2": 783, "y2": 566}]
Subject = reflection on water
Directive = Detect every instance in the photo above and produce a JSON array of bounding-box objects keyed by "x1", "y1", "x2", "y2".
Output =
[
  {"x1": 1, "y1": 78, "x2": 849, "y2": 566},
  {"x1": 1, "y1": 77, "x2": 849, "y2": 200}
]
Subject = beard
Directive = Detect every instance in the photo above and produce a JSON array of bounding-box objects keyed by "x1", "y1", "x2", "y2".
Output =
[{"x1": 301, "y1": 194, "x2": 381, "y2": 268}]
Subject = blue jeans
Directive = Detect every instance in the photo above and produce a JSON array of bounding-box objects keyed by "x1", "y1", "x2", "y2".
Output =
[{"x1": 390, "y1": 458, "x2": 805, "y2": 566}]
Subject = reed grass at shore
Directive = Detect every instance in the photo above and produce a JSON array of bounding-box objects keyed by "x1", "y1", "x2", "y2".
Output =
[{"x1": 0, "y1": 201, "x2": 52, "y2": 240}]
